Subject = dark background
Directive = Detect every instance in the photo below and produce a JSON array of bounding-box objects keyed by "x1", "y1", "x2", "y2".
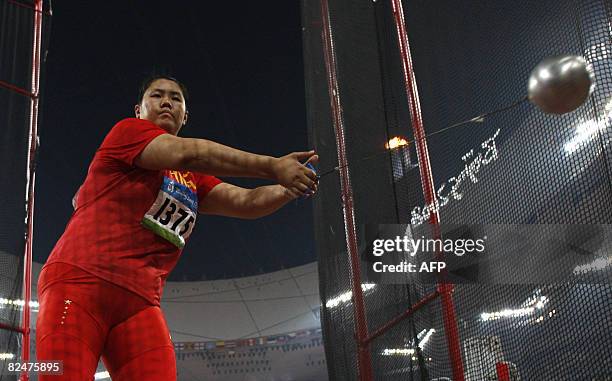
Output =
[{"x1": 34, "y1": 1, "x2": 316, "y2": 281}]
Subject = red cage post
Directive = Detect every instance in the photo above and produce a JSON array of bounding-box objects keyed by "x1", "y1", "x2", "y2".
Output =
[
  {"x1": 319, "y1": 0, "x2": 375, "y2": 379},
  {"x1": 390, "y1": 0, "x2": 466, "y2": 379},
  {"x1": 0, "y1": 3, "x2": 43, "y2": 379},
  {"x1": 21, "y1": 0, "x2": 43, "y2": 379}
]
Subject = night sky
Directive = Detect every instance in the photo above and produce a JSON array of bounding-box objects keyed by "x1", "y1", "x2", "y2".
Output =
[{"x1": 34, "y1": 1, "x2": 316, "y2": 281}]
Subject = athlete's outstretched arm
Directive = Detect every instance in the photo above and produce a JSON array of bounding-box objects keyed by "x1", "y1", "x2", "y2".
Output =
[
  {"x1": 135, "y1": 134, "x2": 317, "y2": 196},
  {"x1": 199, "y1": 183, "x2": 294, "y2": 219},
  {"x1": 199, "y1": 155, "x2": 318, "y2": 219}
]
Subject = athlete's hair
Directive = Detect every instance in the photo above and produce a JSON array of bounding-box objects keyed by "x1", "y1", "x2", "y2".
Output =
[{"x1": 137, "y1": 74, "x2": 189, "y2": 104}]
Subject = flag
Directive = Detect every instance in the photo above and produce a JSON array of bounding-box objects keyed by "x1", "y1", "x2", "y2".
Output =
[{"x1": 236, "y1": 339, "x2": 247, "y2": 347}]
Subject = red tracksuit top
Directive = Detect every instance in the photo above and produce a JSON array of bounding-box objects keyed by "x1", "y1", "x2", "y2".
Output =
[{"x1": 43, "y1": 118, "x2": 222, "y2": 304}]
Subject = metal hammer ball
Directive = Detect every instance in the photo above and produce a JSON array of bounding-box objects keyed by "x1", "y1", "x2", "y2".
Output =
[{"x1": 528, "y1": 55, "x2": 595, "y2": 114}]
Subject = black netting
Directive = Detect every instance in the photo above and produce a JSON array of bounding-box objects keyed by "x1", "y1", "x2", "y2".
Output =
[
  {"x1": 0, "y1": 1, "x2": 50, "y2": 379},
  {"x1": 303, "y1": 0, "x2": 612, "y2": 380}
]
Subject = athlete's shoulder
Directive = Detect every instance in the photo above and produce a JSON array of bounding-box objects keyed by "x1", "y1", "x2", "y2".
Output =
[
  {"x1": 103, "y1": 118, "x2": 166, "y2": 144},
  {"x1": 112, "y1": 117, "x2": 162, "y2": 131},
  {"x1": 97, "y1": 118, "x2": 168, "y2": 165}
]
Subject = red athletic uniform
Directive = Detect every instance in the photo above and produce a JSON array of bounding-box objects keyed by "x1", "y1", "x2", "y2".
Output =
[{"x1": 36, "y1": 118, "x2": 221, "y2": 380}]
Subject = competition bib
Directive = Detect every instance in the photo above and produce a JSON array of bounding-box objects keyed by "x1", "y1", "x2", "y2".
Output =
[{"x1": 142, "y1": 172, "x2": 199, "y2": 248}]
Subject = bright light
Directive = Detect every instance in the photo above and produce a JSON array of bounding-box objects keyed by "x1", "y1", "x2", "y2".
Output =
[
  {"x1": 585, "y1": 42, "x2": 610, "y2": 61},
  {"x1": 383, "y1": 348, "x2": 415, "y2": 356},
  {"x1": 533, "y1": 296, "x2": 548, "y2": 310},
  {"x1": 325, "y1": 284, "x2": 376, "y2": 308},
  {"x1": 385, "y1": 137, "x2": 409, "y2": 150},
  {"x1": 481, "y1": 294, "x2": 550, "y2": 322},
  {"x1": 418, "y1": 329, "x2": 435, "y2": 349},
  {"x1": 415, "y1": 328, "x2": 427, "y2": 341},
  {"x1": 0, "y1": 353, "x2": 15, "y2": 360},
  {"x1": 480, "y1": 307, "x2": 535, "y2": 321},
  {"x1": 573, "y1": 256, "x2": 612, "y2": 275},
  {"x1": 0, "y1": 298, "x2": 39, "y2": 309},
  {"x1": 94, "y1": 371, "x2": 110, "y2": 380},
  {"x1": 523, "y1": 294, "x2": 548, "y2": 309},
  {"x1": 564, "y1": 97, "x2": 612, "y2": 154},
  {"x1": 383, "y1": 328, "x2": 435, "y2": 356},
  {"x1": 564, "y1": 119, "x2": 608, "y2": 154}
]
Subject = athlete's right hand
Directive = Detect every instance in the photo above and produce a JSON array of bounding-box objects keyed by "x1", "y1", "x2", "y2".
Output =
[{"x1": 272, "y1": 151, "x2": 319, "y2": 197}]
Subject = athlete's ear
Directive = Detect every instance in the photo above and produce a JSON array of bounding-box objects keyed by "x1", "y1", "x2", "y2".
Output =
[
  {"x1": 182, "y1": 110, "x2": 189, "y2": 126},
  {"x1": 134, "y1": 104, "x2": 141, "y2": 118}
]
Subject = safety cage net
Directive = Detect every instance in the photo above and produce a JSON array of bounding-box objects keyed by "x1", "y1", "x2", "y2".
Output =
[{"x1": 302, "y1": 0, "x2": 612, "y2": 380}]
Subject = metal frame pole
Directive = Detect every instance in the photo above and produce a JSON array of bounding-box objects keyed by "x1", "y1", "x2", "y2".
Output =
[
  {"x1": 389, "y1": 0, "x2": 466, "y2": 379},
  {"x1": 319, "y1": 0, "x2": 374, "y2": 379},
  {"x1": 20, "y1": 0, "x2": 43, "y2": 379}
]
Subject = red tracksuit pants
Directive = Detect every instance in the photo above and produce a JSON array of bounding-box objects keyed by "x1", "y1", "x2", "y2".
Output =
[{"x1": 36, "y1": 263, "x2": 176, "y2": 380}]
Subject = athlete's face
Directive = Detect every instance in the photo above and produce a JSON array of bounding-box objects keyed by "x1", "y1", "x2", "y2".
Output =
[{"x1": 135, "y1": 79, "x2": 188, "y2": 135}]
